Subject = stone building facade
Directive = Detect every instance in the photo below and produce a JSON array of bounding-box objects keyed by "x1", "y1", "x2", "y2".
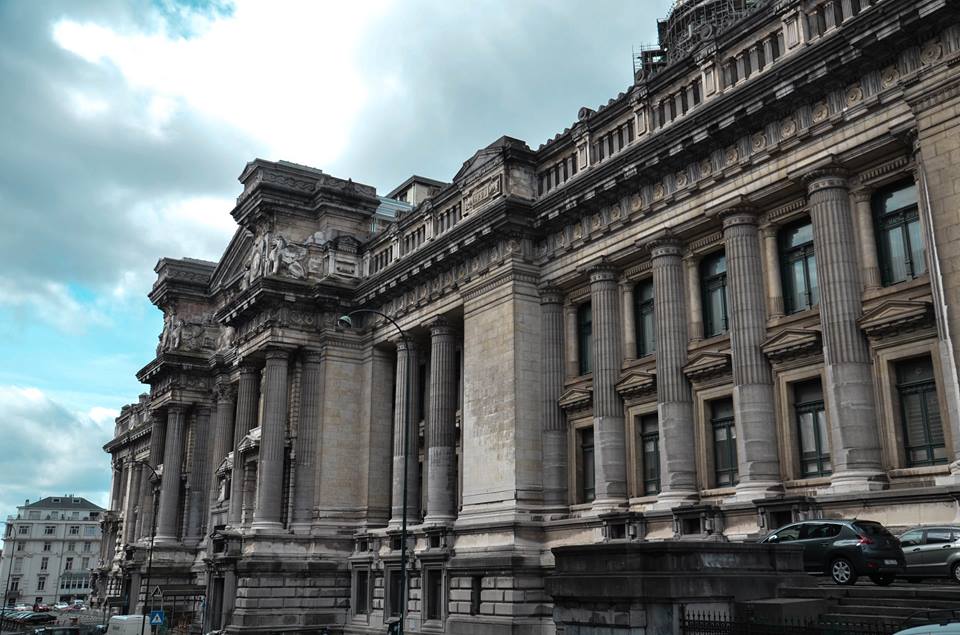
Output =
[
  {"x1": 2, "y1": 497, "x2": 104, "y2": 607},
  {"x1": 97, "y1": 0, "x2": 960, "y2": 632}
]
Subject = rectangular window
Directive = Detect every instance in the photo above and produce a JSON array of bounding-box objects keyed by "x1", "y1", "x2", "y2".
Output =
[
  {"x1": 41, "y1": 557, "x2": 48, "y2": 571},
  {"x1": 37, "y1": 577, "x2": 46, "y2": 591},
  {"x1": 10, "y1": 578, "x2": 19, "y2": 591},
  {"x1": 83, "y1": 542, "x2": 91, "y2": 553},
  {"x1": 354, "y1": 570, "x2": 369, "y2": 615},
  {"x1": 897, "y1": 357, "x2": 946, "y2": 467},
  {"x1": 470, "y1": 576, "x2": 482, "y2": 615},
  {"x1": 69, "y1": 525, "x2": 80, "y2": 536},
  {"x1": 425, "y1": 569, "x2": 443, "y2": 621},
  {"x1": 577, "y1": 302, "x2": 593, "y2": 375},
  {"x1": 84, "y1": 526, "x2": 96, "y2": 537},
  {"x1": 579, "y1": 427, "x2": 596, "y2": 503},
  {"x1": 67, "y1": 542, "x2": 75, "y2": 552},
  {"x1": 388, "y1": 570, "x2": 403, "y2": 617},
  {"x1": 18, "y1": 525, "x2": 28, "y2": 535},
  {"x1": 13, "y1": 558, "x2": 23, "y2": 573},
  {"x1": 81, "y1": 557, "x2": 89, "y2": 569},
  {"x1": 700, "y1": 251, "x2": 729, "y2": 337},
  {"x1": 634, "y1": 279, "x2": 656, "y2": 357},
  {"x1": 875, "y1": 181, "x2": 925, "y2": 286},
  {"x1": 779, "y1": 220, "x2": 819, "y2": 314},
  {"x1": 795, "y1": 379, "x2": 831, "y2": 477},
  {"x1": 43, "y1": 543, "x2": 51, "y2": 552},
  {"x1": 637, "y1": 414, "x2": 661, "y2": 496},
  {"x1": 16, "y1": 542, "x2": 24, "y2": 552},
  {"x1": 711, "y1": 398, "x2": 738, "y2": 487},
  {"x1": 65, "y1": 557, "x2": 73, "y2": 571}
]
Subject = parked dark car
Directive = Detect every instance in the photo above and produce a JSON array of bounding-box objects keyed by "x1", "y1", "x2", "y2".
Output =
[
  {"x1": 761, "y1": 519, "x2": 905, "y2": 585},
  {"x1": 899, "y1": 525, "x2": 960, "y2": 582}
]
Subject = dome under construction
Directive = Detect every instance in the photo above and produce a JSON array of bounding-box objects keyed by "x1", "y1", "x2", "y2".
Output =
[{"x1": 660, "y1": 0, "x2": 765, "y2": 61}]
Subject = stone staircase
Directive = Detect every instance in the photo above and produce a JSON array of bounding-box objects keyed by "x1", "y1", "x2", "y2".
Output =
[{"x1": 778, "y1": 582, "x2": 960, "y2": 631}]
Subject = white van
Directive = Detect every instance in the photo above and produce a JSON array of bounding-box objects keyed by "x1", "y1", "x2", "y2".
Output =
[{"x1": 106, "y1": 615, "x2": 148, "y2": 635}]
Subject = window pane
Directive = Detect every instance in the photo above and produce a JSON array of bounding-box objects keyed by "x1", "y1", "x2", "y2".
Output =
[
  {"x1": 907, "y1": 218, "x2": 926, "y2": 276},
  {"x1": 881, "y1": 226, "x2": 908, "y2": 284},
  {"x1": 578, "y1": 303, "x2": 592, "y2": 375},
  {"x1": 705, "y1": 287, "x2": 725, "y2": 336},
  {"x1": 640, "y1": 310, "x2": 656, "y2": 355},
  {"x1": 788, "y1": 259, "x2": 807, "y2": 312},
  {"x1": 880, "y1": 182, "x2": 918, "y2": 212},
  {"x1": 807, "y1": 254, "x2": 820, "y2": 307},
  {"x1": 798, "y1": 413, "x2": 817, "y2": 454},
  {"x1": 582, "y1": 428, "x2": 595, "y2": 503}
]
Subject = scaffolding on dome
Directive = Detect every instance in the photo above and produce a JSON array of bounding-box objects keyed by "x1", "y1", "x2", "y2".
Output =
[{"x1": 657, "y1": 0, "x2": 768, "y2": 64}]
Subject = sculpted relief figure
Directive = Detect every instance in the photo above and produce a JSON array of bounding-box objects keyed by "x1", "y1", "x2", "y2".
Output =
[
  {"x1": 157, "y1": 312, "x2": 173, "y2": 354},
  {"x1": 215, "y1": 326, "x2": 236, "y2": 352}
]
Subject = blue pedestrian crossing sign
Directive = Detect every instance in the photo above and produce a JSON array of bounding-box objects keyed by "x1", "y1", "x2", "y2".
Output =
[{"x1": 149, "y1": 609, "x2": 165, "y2": 626}]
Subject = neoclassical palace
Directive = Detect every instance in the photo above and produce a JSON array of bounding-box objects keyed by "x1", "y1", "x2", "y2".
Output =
[{"x1": 96, "y1": 0, "x2": 960, "y2": 632}]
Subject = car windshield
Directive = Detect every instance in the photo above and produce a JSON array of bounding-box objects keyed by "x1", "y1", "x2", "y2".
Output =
[{"x1": 853, "y1": 521, "x2": 894, "y2": 537}]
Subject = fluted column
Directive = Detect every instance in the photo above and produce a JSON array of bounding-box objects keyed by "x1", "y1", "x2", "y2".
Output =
[
  {"x1": 651, "y1": 239, "x2": 699, "y2": 506},
  {"x1": 209, "y1": 380, "x2": 236, "y2": 506},
  {"x1": 292, "y1": 350, "x2": 323, "y2": 531},
  {"x1": 540, "y1": 287, "x2": 568, "y2": 508},
  {"x1": 390, "y1": 339, "x2": 420, "y2": 525},
  {"x1": 684, "y1": 254, "x2": 704, "y2": 342},
  {"x1": 228, "y1": 364, "x2": 260, "y2": 527},
  {"x1": 425, "y1": 318, "x2": 458, "y2": 523},
  {"x1": 110, "y1": 464, "x2": 123, "y2": 512},
  {"x1": 761, "y1": 225, "x2": 785, "y2": 318},
  {"x1": 186, "y1": 407, "x2": 212, "y2": 544},
  {"x1": 806, "y1": 167, "x2": 884, "y2": 490},
  {"x1": 723, "y1": 209, "x2": 782, "y2": 497},
  {"x1": 122, "y1": 462, "x2": 141, "y2": 544},
  {"x1": 137, "y1": 413, "x2": 165, "y2": 540},
  {"x1": 589, "y1": 264, "x2": 627, "y2": 505},
  {"x1": 621, "y1": 281, "x2": 637, "y2": 360},
  {"x1": 155, "y1": 405, "x2": 186, "y2": 544},
  {"x1": 853, "y1": 189, "x2": 882, "y2": 291},
  {"x1": 563, "y1": 304, "x2": 579, "y2": 378},
  {"x1": 253, "y1": 348, "x2": 290, "y2": 531}
]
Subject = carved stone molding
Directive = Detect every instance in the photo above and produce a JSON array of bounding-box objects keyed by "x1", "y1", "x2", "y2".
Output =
[
  {"x1": 682, "y1": 352, "x2": 731, "y2": 382},
  {"x1": 858, "y1": 300, "x2": 934, "y2": 339},
  {"x1": 558, "y1": 386, "x2": 593, "y2": 413},
  {"x1": 615, "y1": 371, "x2": 656, "y2": 400},
  {"x1": 761, "y1": 328, "x2": 822, "y2": 362}
]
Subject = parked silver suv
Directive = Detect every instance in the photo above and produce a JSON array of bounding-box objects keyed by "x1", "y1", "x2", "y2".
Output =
[{"x1": 899, "y1": 525, "x2": 960, "y2": 582}]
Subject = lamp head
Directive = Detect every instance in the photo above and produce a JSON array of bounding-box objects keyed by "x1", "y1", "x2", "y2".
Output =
[{"x1": 337, "y1": 314, "x2": 353, "y2": 329}]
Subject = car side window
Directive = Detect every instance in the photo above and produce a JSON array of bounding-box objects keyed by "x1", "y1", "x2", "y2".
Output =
[
  {"x1": 769, "y1": 525, "x2": 801, "y2": 542},
  {"x1": 804, "y1": 523, "x2": 841, "y2": 540},
  {"x1": 926, "y1": 529, "x2": 954, "y2": 545},
  {"x1": 900, "y1": 530, "x2": 923, "y2": 547}
]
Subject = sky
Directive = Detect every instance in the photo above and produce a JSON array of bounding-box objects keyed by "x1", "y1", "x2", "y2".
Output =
[{"x1": 0, "y1": 0, "x2": 671, "y2": 526}]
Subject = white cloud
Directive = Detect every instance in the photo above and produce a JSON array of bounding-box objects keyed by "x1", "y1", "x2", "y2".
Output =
[
  {"x1": 52, "y1": 0, "x2": 392, "y2": 165},
  {"x1": 0, "y1": 278, "x2": 110, "y2": 334}
]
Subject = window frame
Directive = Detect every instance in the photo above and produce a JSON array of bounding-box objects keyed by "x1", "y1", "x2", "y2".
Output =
[
  {"x1": 794, "y1": 379, "x2": 831, "y2": 478},
  {"x1": 576, "y1": 302, "x2": 593, "y2": 375},
  {"x1": 636, "y1": 413, "x2": 661, "y2": 496},
  {"x1": 577, "y1": 426, "x2": 596, "y2": 504},
  {"x1": 352, "y1": 568, "x2": 370, "y2": 617},
  {"x1": 700, "y1": 251, "x2": 729, "y2": 338},
  {"x1": 778, "y1": 219, "x2": 818, "y2": 314},
  {"x1": 874, "y1": 180, "x2": 925, "y2": 286},
  {"x1": 710, "y1": 398, "x2": 738, "y2": 487},
  {"x1": 633, "y1": 279, "x2": 656, "y2": 357},
  {"x1": 423, "y1": 567, "x2": 445, "y2": 623},
  {"x1": 895, "y1": 356, "x2": 946, "y2": 467}
]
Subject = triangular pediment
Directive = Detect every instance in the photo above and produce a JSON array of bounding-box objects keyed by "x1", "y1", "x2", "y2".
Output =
[
  {"x1": 615, "y1": 371, "x2": 656, "y2": 399},
  {"x1": 453, "y1": 136, "x2": 526, "y2": 182},
  {"x1": 859, "y1": 300, "x2": 934, "y2": 337},
  {"x1": 237, "y1": 426, "x2": 262, "y2": 453},
  {"x1": 762, "y1": 328, "x2": 821, "y2": 362},
  {"x1": 683, "y1": 351, "x2": 731, "y2": 381},
  {"x1": 209, "y1": 228, "x2": 253, "y2": 291},
  {"x1": 558, "y1": 387, "x2": 593, "y2": 412},
  {"x1": 215, "y1": 452, "x2": 234, "y2": 476}
]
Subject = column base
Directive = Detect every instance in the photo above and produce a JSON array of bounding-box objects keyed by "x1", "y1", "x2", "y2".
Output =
[
  {"x1": 731, "y1": 480, "x2": 784, "y2": 503},
  {"x1": 152, "y1": 534, "x2": 180, "y2": 546},
  {"x1": 648, "y1": 490, "x2": 699, "y2": 512},
  {"x1": 827, "y1": 470, "x2": 888, "y2": 494},
  {"x1": 287, "y1": 522, "x2": 313, "y2": 535},
  {"x1": 249, "y1": 520, "x2": 284, "y2": 533},
  {"x1": 589, "y1": 498, "x2": 629, "y2": 514},
  {"x1": 421, "y1": 514, "x2": 456, "y2": 526}
]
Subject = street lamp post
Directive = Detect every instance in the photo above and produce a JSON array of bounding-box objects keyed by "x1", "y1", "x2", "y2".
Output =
[
  {"x1": 134, "y1": 460, "x2": 160, "y2": 635},
  {"x1": 337, "y1": 309, "x2": 410, "y2": 635}
]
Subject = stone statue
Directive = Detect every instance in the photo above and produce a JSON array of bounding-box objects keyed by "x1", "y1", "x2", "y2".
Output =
[{"x1": 215, "y1": 326, "x2": 236, "y2": 352}]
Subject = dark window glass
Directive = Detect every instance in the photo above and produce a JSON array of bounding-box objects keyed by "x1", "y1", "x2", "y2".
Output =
[
  {"x1": 896, "y1": 356, "x2": 946, "y2": 467},
  {"x1": 700, "y1": 251, "x2": 728, "y2": 337},
  {"x1": 627, "y1": 120, "x2": 635, "y2": 142},
  {"x1": 711, "y1": 398, "x2": 738, "y2": 487},
  {"x1": 355, "y1": 570, "x2": 369, "y2": 615},
  {"x1": 926, "y1": 529, "x2": 954, "y2": 545},
  {"x1": 426, "y1": 569, "x2": 442, "y2": 620},
  {"x1": 795, "y1": 379, "x2": 831, "y2": 477},
  {"x1": 692, "y1": 79, "x2": 701, "y2": 105},
  {"x1": 417, "y1": 362, "x2": 427, "y2": 422},
  {"x1": 469, "y1": 577, "x2": 482, "y2": 615},
  {"x1": 580, "y1": 427, "x2": 595, "y2": 503},
  {"x1": 779, "y1": 220, "x2": 819, "y2": 314},
  {"x1": 875, "y1": 181, "x2": 925, "y2": 285},
  {"x1": 638, "y1": 414, "x2": 660, "y2": 495},
  {"x1": 634, "y1": 279, "x2": 656, "y2": 357},
  {"x1": 900, "y1": 529, "x2": 923, "y2": 547},
  {"x1": 577, "y1": 302, "x2": 593, "y2": 375},
  {"x1": 388, "y1": 571, "x2": 403, "y2": 617}
]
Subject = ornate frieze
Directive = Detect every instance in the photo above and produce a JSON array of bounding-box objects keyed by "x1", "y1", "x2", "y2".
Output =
[
  {"x1": 858, "y1": 300, "x2": 935, "y2": 339},
  {"x1": 615, "y1": 370, "x2": 656, "y2": 400},
  {"x1": 558, "y1": 386, "x2": 593, "y2": 413}
]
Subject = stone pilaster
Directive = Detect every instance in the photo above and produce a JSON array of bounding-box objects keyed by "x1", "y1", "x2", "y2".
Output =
[
  {"x1": 253, "y1": 348, "x2": 290, "y2": 531},
  {"x1": 186, "y1": 407, "x2": 212, "y2": 545},
  {"x1": 563, "y1": 303, "x2": 579, "y2": 378},
  {"x1": 209, "y1": 380, "x2": 236, "y2": 529},
  {"x1": 123, "y1": 461, "x2": 141, "y2": 545},
  {"x1": 621, "y1": 281, "x2": 637, "y2": 360},
  {"x1": 806, "y1": 167, "x2": 884, "y2": 491},
  {"x1": 651, "y1": 239, "x2": 699, "y2": 506},
  {"x1": 589, "y1": 263, "x2": 627, "y2": 506},
  {"x1": 761, "y1": 225, "x2": 785, "y2": 318},
  {"x1": 110, "y1": 464, "x2": 123, "y2": 512},
  {"x1": 853, "y1": 189, "x2": 882, "y2": 291},
  {"x1": 136, "y1": 412, "x2": 165, "y2": 540},
  {"x1": 722, "y1": 208, "x2": 782, "y2": 498},
  {"x1": 292, "y1": 350, "x2": 324, "y2": 531},
  {"x1": 155, "y1": 405, "x2": 186, "y2": 544},
  {"x1": 425, "y1": 318, "x2": 458, "y2": 523},
  {"x1": 540, "y1": 287, "x2": 568, "y2": 508},
  {"x1": 391, "y1": 339, "x2": 421, "y2": 525},
  {"x1": 228, "y1": 363, "x2": 260, "y2": 527},
  {"x1": 684, "y1": 253, "x2": 704, "y2": 342}
]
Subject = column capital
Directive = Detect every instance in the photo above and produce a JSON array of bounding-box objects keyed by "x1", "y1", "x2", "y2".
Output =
[
  {"x1": 425, "y1": 315, "x2": 455, "y2": 337},
  {"x1": 802, "y1": 161, "x2": 849, "y2": 191},
  {"x1": 587, "y1": 260, "x2": 619, "y2": 283},
  {"x1": 720, "y1": 205, "x2": 761, "y2": 230},
  {"x1": 649, "y1": 236, "x2": 684, "y2": 260},
  {"x1": 852, "y1": 188, "x2": 872, "y2": 204},
  {"x1": 301, "y1": 349, "x2": 323, "y2": 365},
  {"x1": 538, "y1": 285, "x2": 565, "y2": 305},
  {"x1": 759, "y1": 224, "x2": 778, "y2": 239},
  {"x1": 215, "y1": 382, "x2": 238, "y2": 404},
  {"x1": 394, "y1": 337, "x2": 418, "y2": 353},
  {"x1": 264, "y1": 347, "x2": 290, "y2": 363},
  {"x1": 166, "y1": 404, "x2": 186, "y2": 418},
  {"x1": 238, "y1": 361, "x2": 260, "y2": 377}
]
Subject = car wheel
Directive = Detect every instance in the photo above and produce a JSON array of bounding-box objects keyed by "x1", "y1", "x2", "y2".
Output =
[
  {"x1": 831, "y1": 557, "x2": 858, "y2": 585},
  {"x1": 870, "y1": 573, "x2": 895, "y2": 586},
  {"x1": 951, "y1": 562, "x2": 960, "y2": 584}
]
